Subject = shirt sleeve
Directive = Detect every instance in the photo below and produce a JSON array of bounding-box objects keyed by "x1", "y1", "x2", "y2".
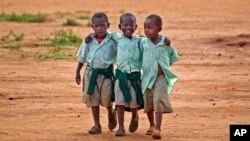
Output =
[
  {"x1": 76, "y1": 41, "x2": 88, "y2": 64},
  {"x1": 109, "y1": 31, "x2": 122, "y2": 42},
  {"x1": 138, "y1": 37, "x2": 146, "y2": 63},
  {"x1": 169, "y1": 45, "x2": 179, "y2": 64}
]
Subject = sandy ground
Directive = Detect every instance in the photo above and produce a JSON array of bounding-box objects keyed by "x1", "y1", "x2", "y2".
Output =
[{"x1": 0, "y1": 0, "x2": 250, "y2": 140}]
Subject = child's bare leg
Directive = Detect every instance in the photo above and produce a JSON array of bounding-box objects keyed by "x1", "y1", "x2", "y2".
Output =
[
  {"x1": 129, "y1": 108, "x2": 139, "y2": 132},
  {"x1": 91, "y1": 106, "x2": 100, "y2": 126},
  {"x1": 145, "y1": 110, "x2": 155, "y2": 135},
  {"x1": 155, "y1": 112, "x2": 162, "y2": 130},
  {"x1": 88, "y1": 106, "x2": 101, "y2": 134},
  {"x1": 116, "y1": 105, "x2": 125, "y2": 129},
  {"x1": 106, "y1": 106, "x2": 117, "y2": 131},
  {"x1": 152, "y1": 112, "x2": 162, "y2": 139},
  {"x1": 147, "y1": 110, "x2": 155, "y2": 127},
  {"x1": 131, "y1": 108, "x2": 138, "y2": 120},
  {"x1": 115, "y1": 105, "x2": 125, "y2": 136},
  {"x1": 106, "y1": 106, "x2": 113, "y2": 116}
]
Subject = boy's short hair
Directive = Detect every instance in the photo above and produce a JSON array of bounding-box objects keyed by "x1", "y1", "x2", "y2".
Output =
[
  {"x1": 91, "y1": 12, "x2": 109, "y2": 23},
  {"x1": 119, "y1": 13, "x2": 136, "y2": 23},
  {"x1": 146, "y1": 14, "x2": 162, "y2": 27}
]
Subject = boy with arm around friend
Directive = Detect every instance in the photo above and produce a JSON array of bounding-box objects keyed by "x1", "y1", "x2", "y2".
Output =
[
  {"x1": 75, "y1": 12, "x2": 117, "y2": 134},
  {"x1": 141, "y1": 14, "x2": 179, "y2": 139}
]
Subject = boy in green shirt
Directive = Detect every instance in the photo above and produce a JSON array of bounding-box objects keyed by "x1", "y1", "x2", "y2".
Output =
[
  {"x1": 140, "y1": 14, "x2": 179, "y2": 139},
  {"x1": 75, "y1": 12, "x2": 117, "y2": 134},
  {"x1": 111, "y1": 13, "x2": 143, "y2": 136}
]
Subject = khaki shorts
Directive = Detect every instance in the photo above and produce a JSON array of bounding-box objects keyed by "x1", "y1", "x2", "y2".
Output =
[
  {"x1": 114, "y1": 79, "x2": 139, "y2": 108},
  {"x1": 144, "y1": 75, "x2": 173, "y2": 113},
  {"x1": 82, "y1": 67, "x2": 113, "y2": 108}
]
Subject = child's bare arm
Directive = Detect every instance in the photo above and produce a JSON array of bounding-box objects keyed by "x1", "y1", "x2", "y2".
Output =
[{"x1": 75, "y1": 62, "x2": 83, "y2": 85}]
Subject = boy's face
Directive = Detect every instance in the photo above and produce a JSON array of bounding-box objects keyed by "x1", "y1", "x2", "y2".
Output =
[
  {"x1": 144, "y1": 19, "x2": 161, "y2": 39},
  {"x1": 91, "y1": 17, "x2": 109, "y2": 38},
  {"x1": 119, "y1": 16, "x2": 137, "y2": 38}
]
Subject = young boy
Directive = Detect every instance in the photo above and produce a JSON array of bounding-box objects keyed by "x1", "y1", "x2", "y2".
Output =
[
  {"x1": 75, "y1": 12, "x2": 117, "y2": 134},
  {"x1": 140, "y1": 14, "x2": 179, "y2": 139},
  {"x1": 111, "y1": 13, "x2": 143, "y2": 136}
]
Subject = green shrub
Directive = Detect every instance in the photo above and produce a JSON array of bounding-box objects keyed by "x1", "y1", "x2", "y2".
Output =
[
  {"x1": 0, "y1": 12, "x2": 47, "y2": 23},
  {"x1": 36, "y1": 52, "x2": 73, "y2": 60},
  {"x1": 77, "y1": 10, "x2": 91, "y2": 20},
  {"x1": 63, "y1": 18, "x2": 80, "y2": 26},
  {"x1": 35, "y1": 29, "x2": 81, "y2": 60},
  {"x1": 49, "y1": 29, "x2": 82, "y2": 47},
  {"x1": 0, "y1": 30, "x2": 24, "y2": 49}
]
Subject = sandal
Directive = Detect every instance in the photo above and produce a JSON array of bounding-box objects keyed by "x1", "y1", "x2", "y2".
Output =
[
  {"x1": 88, "y1": 125, "x2": 102, "y2": 134},
  {"x1": 108, "y1": 109, "x2": 117, "y2": 131},
  {"x1": 152, "y1": 129, "x2": 161, "y2": 139},
  {"x1": 115, "y1": 128, "x2": 126, "y2": 136},
  {"x1": 146, "y1": 126, "x2": 155, "y2": 135},
  {"x1": 129, "y1": 114, "x2": 139, "y2": 132}
]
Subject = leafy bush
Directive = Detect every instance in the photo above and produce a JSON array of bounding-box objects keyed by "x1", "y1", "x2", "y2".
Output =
[
  {"x1": 77, "y1": 10, "x2": 91, "y2": 20},
  {"x1": 48, "y1": 29, "x2": 82, "y2": 47},
  {"x1": 36, "y1": 52, "x2": 73, "y2": 60},
  {"x1": 63, "y1": 18, "x2": 80, "y2": 26},
  {"x1": 36, "y1": 29, "x2": 82, "y2": 60},
  {"x1": 0, "y1": 12, "x2": 47, "y2": 23},
  {"x1": 0, "y1": 30, "x2": 24, "y2": 49}
]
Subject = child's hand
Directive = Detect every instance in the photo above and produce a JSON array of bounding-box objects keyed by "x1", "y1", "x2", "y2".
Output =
[
  {"x1": 75, "y1": 73, "x2": 81, "y2": 85},
  {"x1": 85, "y1": 34, "x2": 92, "y2": 43},
  {"x1": 164, "y1": 37, "x2": 171, "y2": 46}
]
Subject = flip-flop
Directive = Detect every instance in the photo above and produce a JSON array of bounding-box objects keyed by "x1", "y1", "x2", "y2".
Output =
[
  {"x1": 115, "y1": 128, "x2": 126, "y2": 136},
  {"x1": 146, "y1": 126, "x2": 155, "y2": 135},
  {"x1": 152, "y1": 129, "x2": 161, "y2": 139},
  {"x1": 88, "y1": 125, "x2": 102, "y2": 134},
  {"x1": 129, "y1": 114, "x2": 139, "y2": 132}
]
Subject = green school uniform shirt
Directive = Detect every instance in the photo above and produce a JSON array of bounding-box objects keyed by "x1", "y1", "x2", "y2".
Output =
[
  {"x1": 110, "y1": 32, "x2": 143, "y2": 105},
  {"x1": 140, "y1": 35, "x2": 179, "y2": 94},
  {"x1": 110, "y1": 32, "x2": 142, "y2": 73},
  {"x1": 77, "y1": 33, "x2": 117, "y2": 69}
]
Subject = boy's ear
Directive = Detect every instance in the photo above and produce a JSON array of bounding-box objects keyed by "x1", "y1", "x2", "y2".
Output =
[
  {"x1": 159, "y1": 26, "x2": 162, "y2": 32},
  {"x1": 107, "y1": 22, "x2": 110, "y2": 28},
  {"x1": 118, "y1": 24, "x2": 121, "y2": 30},
  {"x1": 135, "y1": 24, "x2": 138, "y2": 30}
]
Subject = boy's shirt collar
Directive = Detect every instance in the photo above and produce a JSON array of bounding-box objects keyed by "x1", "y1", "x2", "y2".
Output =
[
  {"x1": 147, "y1": 35, "x2": 164, "y2": 47},
  {"x1": 90, "y1": 32, "x2": 111, "y2": 45}
]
